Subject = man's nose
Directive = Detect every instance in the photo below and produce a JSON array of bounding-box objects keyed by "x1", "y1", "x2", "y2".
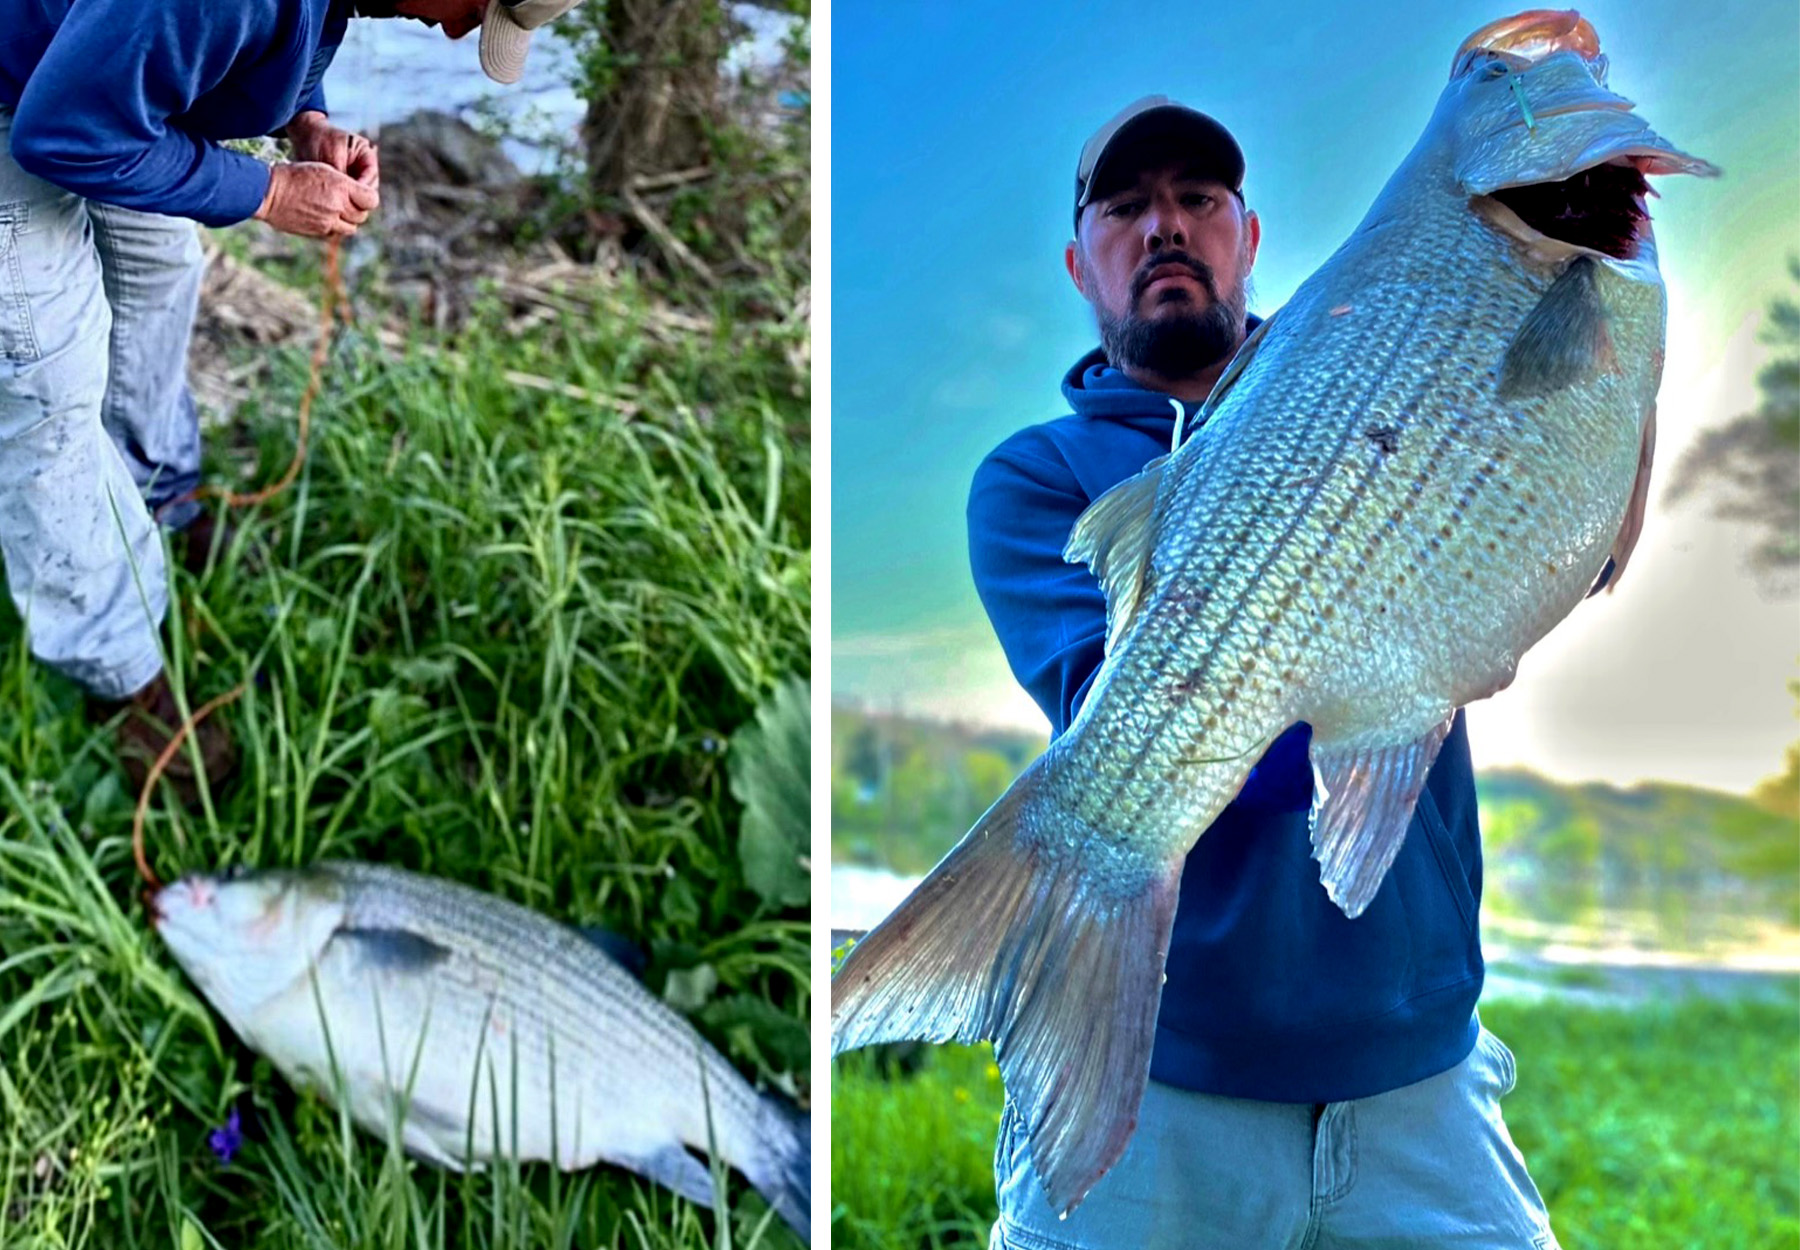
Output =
[{"x1": 1144, "y1": 200, "x2": 1187, "y2": 252}]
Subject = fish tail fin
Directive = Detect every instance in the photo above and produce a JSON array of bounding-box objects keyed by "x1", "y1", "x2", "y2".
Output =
[
  {"x1": 831, "y1": 757, "x2": 1183, "y2": 1215},
  {"x1": 747, "y1": 1093, "x2": 810, "y2": 1242}
]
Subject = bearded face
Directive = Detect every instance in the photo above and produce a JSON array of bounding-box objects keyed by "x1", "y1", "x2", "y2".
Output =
[{"x1": 1087, "y1": 243, "x2": 1252, "y2": 378}]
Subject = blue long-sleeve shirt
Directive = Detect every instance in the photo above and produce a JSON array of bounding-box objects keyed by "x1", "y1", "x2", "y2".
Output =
[
  {"x1": 967, "y1": 342, "x2": 1486, "y2": 1103},
  {"x1": 0, "y1": 0, "x2": 349, "y2": 225}
]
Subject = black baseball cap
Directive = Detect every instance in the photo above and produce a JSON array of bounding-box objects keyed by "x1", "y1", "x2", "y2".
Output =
[{"x1": 1074, "y1": 96, "x2": 1246, "y2": 229}]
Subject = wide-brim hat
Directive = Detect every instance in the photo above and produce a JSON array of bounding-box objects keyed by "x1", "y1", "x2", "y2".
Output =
[
  {"x1": 1075, "y1": 96, "x2": 1245, "y2": 228},
  {"x1": 479, "y1": 0, "x2": 586, "y2": 85}
]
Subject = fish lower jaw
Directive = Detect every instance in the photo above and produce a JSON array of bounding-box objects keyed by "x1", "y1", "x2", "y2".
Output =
[{"x1": 1471, "y1": 192, "x2": 1654, "y2": 277}]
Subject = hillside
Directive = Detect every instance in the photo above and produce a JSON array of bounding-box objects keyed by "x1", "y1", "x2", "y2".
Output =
[{"x1": 831, "y1": 704, "x2": 1799, "y2": 935}]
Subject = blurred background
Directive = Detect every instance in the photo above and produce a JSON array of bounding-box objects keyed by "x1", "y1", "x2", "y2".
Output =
[{"x1": 829, "y1": 3, "x2": 1799, "y2": 1248}]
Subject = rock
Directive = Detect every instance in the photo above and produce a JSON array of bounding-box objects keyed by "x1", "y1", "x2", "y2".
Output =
[{"x1": 374, "y1": 110, "x2": 520, "y2": 190}]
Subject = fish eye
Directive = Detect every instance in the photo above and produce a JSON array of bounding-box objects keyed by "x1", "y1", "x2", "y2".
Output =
[{"x1": 1483, "y1": 60, "x2": 1509, "y2": 81}]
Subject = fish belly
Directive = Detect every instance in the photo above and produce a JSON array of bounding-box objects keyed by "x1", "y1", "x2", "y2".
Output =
[{"x1": 243, "y1": 946, "x2": 692, "y2": 1174}]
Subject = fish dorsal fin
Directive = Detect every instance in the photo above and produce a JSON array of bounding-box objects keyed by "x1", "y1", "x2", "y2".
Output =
[
  {"x1": 577, "y1": 925, "x2": 648, "y2": 979},
  {"x1": 1064, "y1": 455, "x2": 1168, "y2": 654},
  {"x1": 1600, "y1": 401, "x2": 1655, "y2": 593},
  {"x1": 1193, "y1": 310, "x2": 1278, "y2": 433},
  {"x1": 334, "y1": 927, "x2": 453, "y2": 973}
]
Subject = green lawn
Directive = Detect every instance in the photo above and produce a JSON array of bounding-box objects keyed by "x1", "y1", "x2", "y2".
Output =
[
  {"x1": 831, "y1": 991, "x2": 1800, "y2": 1250},
  {"x1": 0, "y1": 259, "x2": 810, "y2": 1249}
]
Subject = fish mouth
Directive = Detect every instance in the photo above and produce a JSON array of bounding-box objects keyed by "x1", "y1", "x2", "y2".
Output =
[{"x1": 1486, "y1": 154, "x2": 1653, "y2": 261}]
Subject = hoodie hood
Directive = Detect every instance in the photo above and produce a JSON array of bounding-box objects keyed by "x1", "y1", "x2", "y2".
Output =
[{"x1": 1061, "y1": 315, "x2": 1264, "y2": 440}]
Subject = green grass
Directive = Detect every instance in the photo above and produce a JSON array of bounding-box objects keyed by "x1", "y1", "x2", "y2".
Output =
[
  {"x1": 830, "y1": 991, "x2": 1800, "y2": 1250},
  {"x1": 0, "y1": 259, "x2": 809, "y2": 1248}
]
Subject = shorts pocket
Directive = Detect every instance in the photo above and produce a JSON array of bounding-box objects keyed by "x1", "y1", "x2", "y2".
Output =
[
  {"x1": 1479, "y1": 1026, "x2": 1519, "y2": 1097},
  {"x1": 992, "y1": 1103, "x2": 1084, "y2": 1250},
  {"x1": 0, "y1": 202, "x2": 41, "y2": 363}
]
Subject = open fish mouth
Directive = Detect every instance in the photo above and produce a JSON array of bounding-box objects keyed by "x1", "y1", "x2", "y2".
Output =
[{"x1": 1489, "y1": 155, "x2": 1651, "y2": 260}]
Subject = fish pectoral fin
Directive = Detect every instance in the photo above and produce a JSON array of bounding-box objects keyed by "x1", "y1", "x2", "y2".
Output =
[
  {"x1": 1596, "y1": 401, "x2": 1655, "y2": 594},
  {"x1": 1308, "y1": 718, "x2": 1455, "y2": 918},
  {"x1": 1064, "y1": 455, "x2": 1168, "y2": 653},
  {"x1": 1498, "y1": 255, "x2": 1615, "y2": 401},
  {"x1": 616, "y1": 1143, "x2": 717, "y2": 1211},
  {"x1": 333, "y1": 927, "x2": 454, "y2": 973}
]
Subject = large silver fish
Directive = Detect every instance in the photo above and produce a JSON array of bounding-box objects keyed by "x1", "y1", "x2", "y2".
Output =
[
  {"x1": 832, "y1": 9, "x2": 1714, "y2": 1216},
  {"x1": 154, "y1": 862, "x2": 810, "y2": 1242}
]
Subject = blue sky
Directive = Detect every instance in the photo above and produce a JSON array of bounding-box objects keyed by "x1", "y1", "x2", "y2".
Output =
[{"x1": 830, "y1": 1, "x2": 1800, "y2": 791}]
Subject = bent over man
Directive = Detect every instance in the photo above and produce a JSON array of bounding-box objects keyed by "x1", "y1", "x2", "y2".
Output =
[{"x1": 0, "y1": 0, "x2": 584, "y2": 791}]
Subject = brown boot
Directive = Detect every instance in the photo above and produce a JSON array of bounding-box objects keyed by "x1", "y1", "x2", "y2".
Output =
[
  {"x1": 104, "y1": 672, "x2": 239, "y2": 805},
  {"x1": 173, "y1": 508, "x2": 258, "y2": 580}
]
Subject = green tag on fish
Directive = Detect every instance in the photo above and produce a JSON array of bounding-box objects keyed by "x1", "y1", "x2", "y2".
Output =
[{"x1": 1510, "y1": 75, "x2": 1536, "y2": 130}]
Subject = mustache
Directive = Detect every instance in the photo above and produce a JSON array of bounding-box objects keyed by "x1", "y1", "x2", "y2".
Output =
[{"x1": 1131, "y1": 251, "x2": 1220, "y2": 304}]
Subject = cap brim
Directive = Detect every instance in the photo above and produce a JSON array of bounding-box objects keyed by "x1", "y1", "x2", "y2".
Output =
[
  {"x1": 1081, "y1": 107, "x2": 1245, "y2": 210},
  {"x1": 478, "y1": 0, "x2": 532, "y2": 84}
]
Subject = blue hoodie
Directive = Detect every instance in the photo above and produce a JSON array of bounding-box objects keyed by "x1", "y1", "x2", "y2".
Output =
[
  {"x1": 966, "y1": 340, "x2": 1485, "y2": 1103},
  {"x1": 0, "y1": 0, "x2": 350, "y2": 225}
]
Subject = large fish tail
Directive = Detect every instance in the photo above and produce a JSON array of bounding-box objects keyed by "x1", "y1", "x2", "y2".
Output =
[
  {"x1": 830, "y1": 758, "x2": 1183, "y2": 1215},
  {"x1": 746, "y1": 1094, "x2": 810, "y2": 1242}
]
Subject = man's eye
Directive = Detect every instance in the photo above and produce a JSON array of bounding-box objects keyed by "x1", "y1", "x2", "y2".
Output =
[
  {"x1": 1182, "y1": 193, "x2": 1215, "y2": 209},
  {"x1": 1106, "y1": 200, "x2": 1144, "y2": 218}
]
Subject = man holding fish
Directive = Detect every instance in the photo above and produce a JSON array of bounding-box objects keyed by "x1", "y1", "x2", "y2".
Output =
[
  {"x1": 0, "y1": 0, "x2": 583, "y2": 797},
  {"x1": 961, "y1": 90, "x2": 1559, "y2": 1250},
  {"x1": 836, "y1": 10, "x2": 1713, "y2": 1247}
]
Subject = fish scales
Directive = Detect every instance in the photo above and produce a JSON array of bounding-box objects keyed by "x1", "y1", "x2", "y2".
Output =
[
  {"x1": 833, "y1": 11, "x2": 1712, "y2": 1221},
  {"x1": 324, "y1": 864, "x2": 763, "y2": 1161}
]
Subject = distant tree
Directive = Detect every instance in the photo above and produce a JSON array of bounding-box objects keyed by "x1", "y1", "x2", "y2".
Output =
[
  {"x1": 962, "y1": 749, "x2": 1018, "y2": 814},
  {"x1": 552, "y1": 1, "x2": 809, "y2": 281},
  {"x1": 1751, "y1": 745, "x2": 1799, "y2": 822},
  {"x1": 845, "y1": 721, "x2": 883, "y2": 794},
  {"x1": 1668, "y1": 258, "x2": 1800, "y2": 597},
  {"x1": 1749, "y1": 680, "x2": 1799, "y2": 826}
]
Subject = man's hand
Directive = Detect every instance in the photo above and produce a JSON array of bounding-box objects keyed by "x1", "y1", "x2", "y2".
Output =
[
  {"x1": 284, "y1": 110, "x2": 380, "y2": 191},
  {"x1": 253, "y1": 162, "x2": 379, "y2": 239}
]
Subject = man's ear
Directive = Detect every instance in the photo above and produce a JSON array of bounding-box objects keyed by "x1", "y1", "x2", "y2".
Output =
[
  {"x1": 1065, "y1": 239, "x2": 1086, "y2": 297},
  {"x1": 1243, "y1": 208, "x2": 1262, "y2": 273}
]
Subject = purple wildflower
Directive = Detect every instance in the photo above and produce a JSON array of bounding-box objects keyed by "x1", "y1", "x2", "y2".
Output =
[{"x1": 208, "y1": 1108, "x2": 242, "y2": 1165}]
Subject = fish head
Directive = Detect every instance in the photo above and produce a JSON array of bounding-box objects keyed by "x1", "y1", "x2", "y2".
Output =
[
  {"x1": 1428, "y1": 10, "x2": 1716, "y2": 272},
  {"x1": 152, "y1": 868, "x2": 346, "y2": 1019}
]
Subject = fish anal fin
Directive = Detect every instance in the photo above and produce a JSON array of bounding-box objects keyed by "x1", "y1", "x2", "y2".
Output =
[
  {"x1": 1309, "y1": 718, "x2": 1454, "y2": 918},
  {"x1": 617, "y1": 1143, "x2": 717, "y2": 1211},
  {"x1": 1064, "y1": 456, "x2": 1168, "y2": 653},
  {"x1": 831, "y1": 755, "x2": 1183, "y2": 1216},
  {"x1": 1498, "y1": 255, "x2": 1614, "y2": 400}
]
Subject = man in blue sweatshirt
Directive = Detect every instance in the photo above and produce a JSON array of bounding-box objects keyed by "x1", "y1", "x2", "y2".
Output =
[
  {"x1": 968, "y1": 97, "x2": 1558, "y2": 1249},
  {"x1": 0, "y1": 0, "x2": 585, "y2": 795}
]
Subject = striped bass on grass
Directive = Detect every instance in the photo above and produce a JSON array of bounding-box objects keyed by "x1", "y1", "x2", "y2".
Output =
[
  {"x1": 153, "y1": 861, "x2": 810, "y2": 1243},
  {"x1": 831, "y1": 8, "x2": 1715, "y2": 1217}
]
